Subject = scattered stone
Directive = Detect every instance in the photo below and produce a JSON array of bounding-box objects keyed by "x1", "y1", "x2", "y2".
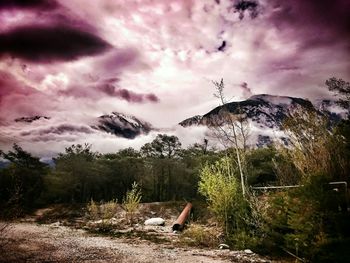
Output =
[
  {"x1": 219, "y1": 243, "x2": 230, "y2": 250},
  {"x1": 144, "y1": 217, "x2": 165, "y2": 226},
  {"x1": 114, "y1": 228, "x2": 133, "y2": 234},
  {"x1": 49, "y1": 221, "x2": 61, "y2": 227},
  {"x1": 244, "y1": 249, "x2": 253, "y2": 254}
]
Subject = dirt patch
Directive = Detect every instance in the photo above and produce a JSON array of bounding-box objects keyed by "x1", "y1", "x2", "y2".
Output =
[
  {"x1": 0, "y1": 203, "x2": 287, "y2": 262},
  {"x1": 0, "y1": 222, "x2": 276, "y2": 263}
]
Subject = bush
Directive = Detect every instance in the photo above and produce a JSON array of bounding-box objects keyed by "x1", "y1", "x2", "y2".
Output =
[
  {"x1": 122, "y1": 182, "x2": 142, "y2": 222},
  {"x1": 180, "y1": 224, "x2": 220, "y2": 248},
  {"x1": 87, "y1": 198, "x2": 118, "y2": 220},
  {"x1": 263, "y1": 174, "x2": 350, "y2": 261},
  {"x1": 227, "y1": 230, "x2": 261, "y2": 250},
  {"x1": 87, "y1": 199, "x2": 99, "y2": 220},
  {"x1": 198, "y1": 157, "x2": 241, "y2": 235},
  {"x1": 100, "y1": 199, "x2": 118, "y2": 219},
  {"x1": 198, "y1": 156, "x2": 256, "y2": 249}
]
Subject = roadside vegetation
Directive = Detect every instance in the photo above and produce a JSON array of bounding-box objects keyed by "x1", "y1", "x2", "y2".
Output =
[{"x1": 1, "y1": 78, "x2": 349, "y2": 262}]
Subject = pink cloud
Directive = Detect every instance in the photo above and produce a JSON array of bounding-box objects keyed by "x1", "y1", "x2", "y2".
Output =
[{"x1": 0, "y1": 0, "x2": 349, "y2": 156}]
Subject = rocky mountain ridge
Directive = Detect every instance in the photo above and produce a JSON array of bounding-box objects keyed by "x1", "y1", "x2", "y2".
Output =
[
  {"x1": 15, "y1": 116, "x2": 50, "y2": 123},
  {"x1": 180, "y1": 94, "x2": 348, "y2": 127},
  {"x1": 179, "y1": 94, "x2": 348, "y2": 147},
  {"x1": 12, "y1": 95, "x2": 348, "y2": 143},
  {"x1": 93, "y1": 112, "x2": 152, "y2": 139}
]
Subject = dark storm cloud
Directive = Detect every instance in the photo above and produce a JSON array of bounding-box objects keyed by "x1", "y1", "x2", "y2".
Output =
[
  {"x1": 114, "y1": 88, "x2": 160, "y2": 103},
  {"x1": 59, "y1": 83, "x2": 159, "y2": 104},
  {"x1": 0, "y1": 0, "x2": 58, "y2": 10},
  {"x1": 98, "y1": 84, "x2": 159, "y2": 103},
  {"x1": 268, "y1": 0, "x2": 350, "y2": 46},
  {"x1": 234, "y1": 0, "x2": 259, "y2": 20},
  {"x1": 0, "y1": 25, "x2": 111, "y2": 63}
]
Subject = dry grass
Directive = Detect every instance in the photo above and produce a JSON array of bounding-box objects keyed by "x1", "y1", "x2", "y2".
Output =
[{"x1": 179, "y1": 224, "x2": 222, "y2": 248}]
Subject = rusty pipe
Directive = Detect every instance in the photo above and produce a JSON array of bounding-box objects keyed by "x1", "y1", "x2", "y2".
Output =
[{"x1": 172, "y1": 203, "x2": 192, "y2": 231}]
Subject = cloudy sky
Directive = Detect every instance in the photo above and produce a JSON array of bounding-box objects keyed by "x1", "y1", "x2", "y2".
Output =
[{"x1": 0, "y1": 0, "x2": 349, "y2": 156}]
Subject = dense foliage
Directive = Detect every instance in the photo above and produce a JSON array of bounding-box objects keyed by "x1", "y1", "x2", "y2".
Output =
[{"x1": 0, "y1": 135, "x2": 220, "y2": 209}]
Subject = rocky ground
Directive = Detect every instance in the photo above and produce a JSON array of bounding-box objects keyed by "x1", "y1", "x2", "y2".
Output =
[
  {"x1": 0, "y1": 203, "x2": 287, "y2": 263},
  {"x1": 0, "y1": 222, "x2": 280, "y2": 263}
]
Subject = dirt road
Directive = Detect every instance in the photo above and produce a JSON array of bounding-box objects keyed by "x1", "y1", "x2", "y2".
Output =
[{"x1": 0, "y1": 222, "x2": 276, "y2": 263}]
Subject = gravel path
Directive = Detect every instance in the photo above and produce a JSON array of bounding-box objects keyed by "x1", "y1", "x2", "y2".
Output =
[{"x1": 0, "y1": 222, "x2": 278, "y2": 263}]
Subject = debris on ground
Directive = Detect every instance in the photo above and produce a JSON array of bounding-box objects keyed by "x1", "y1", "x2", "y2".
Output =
[
  {"x1": 144, "y1": 217, "x2": 165, "y2": 226},
  {"x1": 219, "y1": 244, "x2": 230, "y2": 250}
]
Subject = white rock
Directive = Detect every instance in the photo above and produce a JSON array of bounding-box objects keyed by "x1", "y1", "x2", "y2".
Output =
[
  {"x1": 144, "y1": 217, "x2": 165, "y2": 226},
  {"x1": 50, "y1": 221, "x2": 60, "y2": 227},
  {"x1": 244, "y1": 249, "x2": 253, "y2": 254},
  {"x1": 93, "y1": 219, "x2": 103, "y2": 224},
  {"x1": 219, "y1": 244, "x2": 230, "y2": 249}
]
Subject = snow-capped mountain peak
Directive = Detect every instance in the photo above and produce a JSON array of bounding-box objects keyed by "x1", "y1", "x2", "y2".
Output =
[
  {"x1": 179, "y1": 94, "x2": 348, "y2": 147},
  {"x1": 93, "y1": 112, "x2": 152, "y2": 139}
]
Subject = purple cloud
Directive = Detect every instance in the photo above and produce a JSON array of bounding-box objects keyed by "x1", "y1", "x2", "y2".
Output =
[
  {"x1": 0, "y1": 71, "x2": 57, "y2": 123},
  {"x1": 0, "y1": 0, "x2": 58, "y2": 10},
  {"x1": 58, "y1": 83, "x2": 159, "y2": 104},
  {"x1": 0, "y1": 25, "x2": 111, "y2": 62},
  {"x1": 0, "y1": 70, "x2": 37, "y2": 102},
  {"x1": 114, "y1": 88, "x2": 159, "y2": 103},
  {"x1": 20, "y1": 123, "x2": 94, "y2": 136},
  {"x1": 234, "y1": 0, "x2": 259, "y2": 20},
  {"x1": 0, "y1": 0, "x2": 349, "y2": 156},
  {"x1": 268, "y1": 0, "x2": 350, "y2": 46},
  {"x1": 96, "y1": 83, "x2": 160, "y2": 103},
  {"x1": 241, "y1": 82, "x2": 253, "y2": 98}
]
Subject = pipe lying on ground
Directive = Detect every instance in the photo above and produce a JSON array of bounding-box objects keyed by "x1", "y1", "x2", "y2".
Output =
[{"x1": 172, "y1": 203, "x2": 192, "y2": 231}]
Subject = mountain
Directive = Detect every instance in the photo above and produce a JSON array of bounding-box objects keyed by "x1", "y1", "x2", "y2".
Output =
[
  {"x1": 93, "y1": 112, "x2": 152, "y2": 139},
  {"x1": 180, "y1": 94, "x2": 348, "y2": 147},
  {"x1": 15, "y1": 115, "x2": 50, "y2": 123},
  {"x1": 180, "y1": 94, "x2": 315, "y2": 128}
]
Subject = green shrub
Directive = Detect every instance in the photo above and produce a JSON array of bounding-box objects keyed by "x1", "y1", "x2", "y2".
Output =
[
  {"x1": 180, "y1": 224, "x2": 220, "y2": 248},
  {"x1": 87, "y1": 199, "x2": 99, "y2": 220},
  {"x1": 198, "y1": 156, "x2": 256, "y2": 250},
  {"x1": 263, "y1": 174, "x2": 350, "y2": 261},
  {"x1": 198, "y1": 157, "x2": 241, "y2": 235},
  {"x1": 87, "y1": 198, "x2": 118, "y2": 220},
  {"x1": 227, "y1": 230, "x2": 261, "y2": 250},
  {"x1": 122, "y1": 182, "x2": 142, "y2": 222},
  {"x1": 100, "y1": 199, "x2": 118, "y2": 219}
]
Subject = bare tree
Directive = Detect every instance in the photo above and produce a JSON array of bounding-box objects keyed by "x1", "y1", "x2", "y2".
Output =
[{"x1": 210, "y1": 79, "x2": 250, "y2": 196}]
